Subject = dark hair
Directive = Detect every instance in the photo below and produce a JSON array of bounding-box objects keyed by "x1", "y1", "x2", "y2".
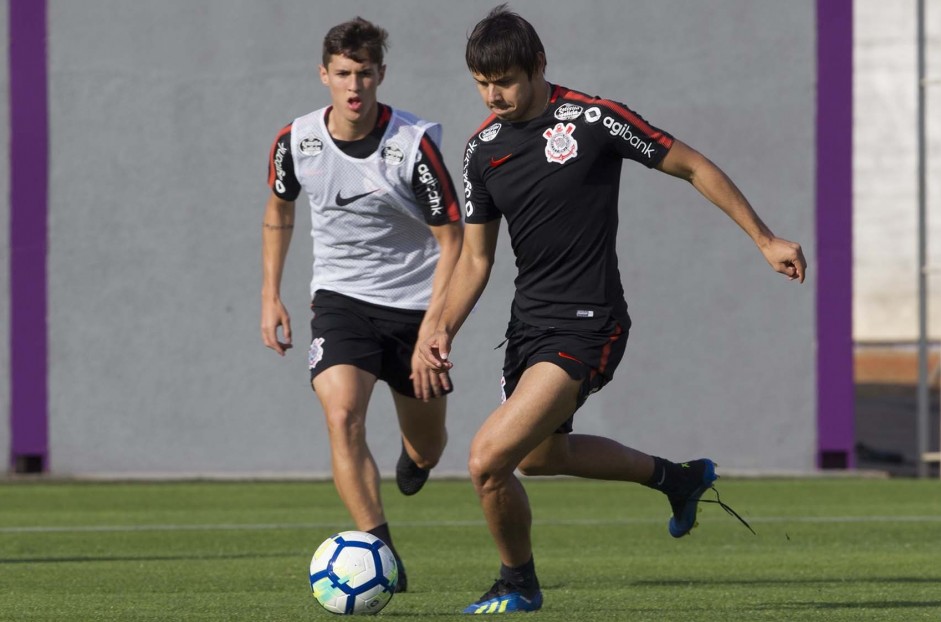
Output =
[
  {"x1": 322, "y1": 17, "x2": 388, "y2": 67},
  {"x1": 466, "y1": 4, "x2": 546, "y2": 78}
]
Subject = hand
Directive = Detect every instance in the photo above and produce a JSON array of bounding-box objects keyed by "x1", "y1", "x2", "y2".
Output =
[
  {"x1": 261, "y1": 298, "x2": 293, "y2": 356},
  {"x1": 418, "y1": 329, "x2": 455, "y2": 374},
  {"x1": 760, "y1": 237, "x2": 807, "y2": 283},
  {"x1": 410, "y1": 349, "x2": 451, "y2": 402}
]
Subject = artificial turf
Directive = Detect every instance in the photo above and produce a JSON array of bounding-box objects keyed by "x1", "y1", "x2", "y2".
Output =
[{"x1": 1, "y1": 477, "x2": 939, "y2": 621}]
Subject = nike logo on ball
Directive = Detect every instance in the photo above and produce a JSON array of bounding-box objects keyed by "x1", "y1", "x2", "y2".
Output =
[
  {"x1": 489, "y1": 154, "x2": 512, "y2": 168},
  {"x1": 336, "y1": 189, "x2": 378, "y2": 206}
]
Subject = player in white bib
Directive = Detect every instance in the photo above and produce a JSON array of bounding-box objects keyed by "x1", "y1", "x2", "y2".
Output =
[{"x1": 260, "y1": 17, "x2": 463, "y2": 592}]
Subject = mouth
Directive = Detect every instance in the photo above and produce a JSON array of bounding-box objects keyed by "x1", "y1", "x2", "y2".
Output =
[
  {"x1": 348, "y1": 96, "x2": 363, "y2": 112},
  {"x1": 489, "y1": 103, "x2": 512, "y2": 117}
]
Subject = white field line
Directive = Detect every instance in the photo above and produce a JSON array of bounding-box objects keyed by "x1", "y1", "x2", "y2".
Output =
[{"x1": 2, "y1": 515, "x2": 941, "y2": 534}]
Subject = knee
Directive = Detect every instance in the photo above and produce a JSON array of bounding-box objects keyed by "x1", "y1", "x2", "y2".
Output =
[
  {"x1": 323, "y1": 408, "x2": 367, "y2": 444},
  {"x1": 467, "y1": 447, "x2": 514, "y2": 494},
  {"x1": 412, "y1": 451, "x2": 441, "y2": 471},
  {"x1": 467, "y1": 452, "x2": 491, "y2": 493},
  {"x1": 407, "y1": 431, "x2": 447, "y2": 470}
]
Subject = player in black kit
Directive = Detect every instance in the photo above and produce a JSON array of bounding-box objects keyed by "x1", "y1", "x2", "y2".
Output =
[{"x1": 419, "y1": 4, "x2": 806, "y2": 614}]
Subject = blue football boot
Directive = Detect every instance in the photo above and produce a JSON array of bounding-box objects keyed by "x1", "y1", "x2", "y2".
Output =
[{"x1": 462, "y1": 579, "x2": 543, "y2": 614}]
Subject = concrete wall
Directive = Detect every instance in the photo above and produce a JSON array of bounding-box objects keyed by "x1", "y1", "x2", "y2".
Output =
[
  {"x1": 854, "y1": 0, "x2": 941, "y2": 342},
  {"x1": 37, "y1": 0, "x2": 815, "y2": 476}
]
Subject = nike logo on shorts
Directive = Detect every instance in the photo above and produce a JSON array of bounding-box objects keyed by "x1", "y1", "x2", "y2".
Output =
[{"x1": 335, "y1": 189, "x2": 378, "y2": 206}]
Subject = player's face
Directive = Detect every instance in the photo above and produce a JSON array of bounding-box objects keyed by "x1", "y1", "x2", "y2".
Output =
[
  {"x1": 471, "y1": 64, "x2": 546, "y2": 122},
  {"x1": 319, "y1": 52, "x2": 385, "y2": 127}
]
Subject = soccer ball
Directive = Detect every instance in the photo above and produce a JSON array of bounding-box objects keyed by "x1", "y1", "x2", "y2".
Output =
[{"x1": 309, "y1": 531, "x2": 398, "y2": 615}]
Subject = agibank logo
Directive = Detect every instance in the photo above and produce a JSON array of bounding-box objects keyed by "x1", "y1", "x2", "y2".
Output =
[{"x1": 602, "y1": 116, "x2": 657, "y2": 159}]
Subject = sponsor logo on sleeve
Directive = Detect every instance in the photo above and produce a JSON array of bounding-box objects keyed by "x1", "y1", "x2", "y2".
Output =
[
  {"x1": 554, "y1": 103, "x2": 583, "y2": 121},
  {"x1": 462, "y1": 139, "x2": 478, "y2": 198},
  {"x1": 478, "y1": 123, "x2": 502, "y2": 142},
  {"x1": 462, "y1": 140, "x2": 479, "y2": 217},
  {"x1": 417, "y1": 163, "x2": 443, "y2": 216},
  {"x1": 273, "y1": 142, "x2": 288, "y2": 193},
  {"x1": 381, "y1": 143, "x2": 405, "y2": 165},
  {"x1": 543, "y1": 122, "x2": 578, "y2": 164},
  {"x1": 299, "y1": 135, "x2": 323, "y2": 156},
  {"x1": 584, "y1": 107, "x2": 602, "y2": 124},
  {"x1": 602, "y1": 116, "x2": 657, "y2": 158}
]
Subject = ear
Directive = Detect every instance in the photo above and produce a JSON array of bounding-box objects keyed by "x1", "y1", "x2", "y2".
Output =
[
  {"x1": 535, "y1": 52, "x2": 547, "y2": 76},
  {"x1": 377, "y1": 64, "x2": 386, "y2": 85},
  {"x1": 319, "y1": 64, "x2": 328, "y2": 85}
]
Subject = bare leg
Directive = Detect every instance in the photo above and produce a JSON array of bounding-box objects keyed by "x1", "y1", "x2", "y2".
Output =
[
  {"x1": 519, "y1": 433, "x2": 655, "y2": 482},
  {"x1": 468, "y1": 362, "x2": 583, "y2": 567},
  {"x1": 391, "y1": 390, "x2": 447, "y2": 470},
  {"x1": 312, "y1": 364, "x2": 384, "y2": 530}
]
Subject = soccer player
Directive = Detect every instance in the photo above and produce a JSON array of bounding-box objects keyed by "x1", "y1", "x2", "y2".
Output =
[
  {"x1": 261, "y1": 17, "x2": 463, "y2": 593},
  {"x1": 419, "y1": 4, "x2": 806, "y2": 614}
]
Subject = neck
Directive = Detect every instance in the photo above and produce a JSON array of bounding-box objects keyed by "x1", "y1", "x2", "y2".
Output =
[
  {"x1": 327, "y1": 103, "x2": 379, "y2": 142},
  {"x1": 520, "y1": 78, "x2": 551, "y2": 122}
]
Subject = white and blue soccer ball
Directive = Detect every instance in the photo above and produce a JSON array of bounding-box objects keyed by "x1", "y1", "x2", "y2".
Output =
[{"x1": 309, "y1": 530, "x2": 398, "y2": 615}]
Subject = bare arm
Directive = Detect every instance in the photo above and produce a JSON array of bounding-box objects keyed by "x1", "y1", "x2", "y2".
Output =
[
  {"x1": 261, "y1": 192, "x2": 296, "y2": 355},
  {"x1": 418, "y1": 220, "x2": 501, "y2": 372},
  {"x1": 657, "y1": 139, "x2": 806, "y2": 283},
  {"x1": 411, "y1": 221, "x2": 464, "y2": 400}
]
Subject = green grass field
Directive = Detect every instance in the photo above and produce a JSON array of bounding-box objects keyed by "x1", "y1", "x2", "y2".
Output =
[{"x1": 2, "y1": 477, "x2": 940, "y2": 621}]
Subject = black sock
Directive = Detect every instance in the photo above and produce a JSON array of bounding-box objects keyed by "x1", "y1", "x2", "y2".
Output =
[
  {"x1": 500, "y1": 556, "x2": 539, "y2": 591},
  {"x1": 644, "y1": 456, "x2": 685, "y2": 495},
  {"x1": 367, "y1": 523, "x2": 399, "y2": 559}
]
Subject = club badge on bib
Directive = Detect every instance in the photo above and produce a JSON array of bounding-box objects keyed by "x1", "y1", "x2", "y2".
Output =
[{"x1": 544, "y1": 122, "x2": 578, "y2": 164}]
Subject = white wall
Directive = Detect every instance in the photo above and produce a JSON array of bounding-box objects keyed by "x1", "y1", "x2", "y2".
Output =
[{"x1": 854, "y1": 0, "x2": 941, "y2": 342}]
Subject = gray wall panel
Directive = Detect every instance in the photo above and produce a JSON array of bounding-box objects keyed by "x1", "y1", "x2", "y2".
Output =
[{"x1": 45, "y1": 0, "x2": 815, "y2": 475}]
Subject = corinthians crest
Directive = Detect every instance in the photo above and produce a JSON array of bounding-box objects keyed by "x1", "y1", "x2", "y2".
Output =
[{"x1": 543, "y1": 122, "x2": 578, "y2": 164}]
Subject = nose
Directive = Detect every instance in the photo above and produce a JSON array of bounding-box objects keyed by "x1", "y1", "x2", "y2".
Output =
[{"x1": 487, "y1": 85, "x2": 502, "y2": 104}]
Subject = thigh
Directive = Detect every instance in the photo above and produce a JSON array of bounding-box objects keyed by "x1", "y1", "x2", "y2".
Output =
[
  {"x1": 472, "y1": 362, "x2": 582, "y2": 474},
  {"x1": 391, "y1": 390, "x2": 447, "y2": 455},
  {"x1": 312, "y1": 364, "x2": 378, "y2": 425}
]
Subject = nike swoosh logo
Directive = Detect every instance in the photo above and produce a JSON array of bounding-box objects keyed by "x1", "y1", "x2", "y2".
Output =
[
  {"x1": 335, "y1": 189, "x2": 378, "y2": 206},
  {"x1": 489, "y1": 154, "x2": 512, "y2": 168}
]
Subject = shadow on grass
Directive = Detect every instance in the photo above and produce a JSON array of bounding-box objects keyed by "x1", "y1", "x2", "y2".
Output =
[
  {"x1": 759, "y1": 601, "x2": 941, "y2": 611},
  {"x1": 631, "y1": 576, "x2": 940, "y2": 587},
  {"x1": 0, "y1": 551, "x2": 300, "y2": 564}
]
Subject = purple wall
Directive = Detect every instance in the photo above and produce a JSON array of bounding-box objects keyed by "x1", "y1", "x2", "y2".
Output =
[
  {"x1": 816, "y1": 0, "x2": 855, "y2": 468},
  {"x1": 8, "y1": 0, "x2": 48, "y2": 472}
]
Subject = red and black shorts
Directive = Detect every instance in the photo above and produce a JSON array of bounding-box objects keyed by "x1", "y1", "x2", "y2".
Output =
[
  {"x1": 500, "y1": 314, "x2": 629, "y2": 433},
  {"x1": 308, "y1": 290, "x2": 451, "y2": 399}
]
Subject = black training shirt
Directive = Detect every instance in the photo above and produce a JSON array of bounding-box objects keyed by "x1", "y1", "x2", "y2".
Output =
[{"x1": 462, "y1": 83, "x2": 674, "y2": 329}]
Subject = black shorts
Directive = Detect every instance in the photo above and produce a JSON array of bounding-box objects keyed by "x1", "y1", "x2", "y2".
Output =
[
  {"x1": 308, "y1": 290, "x2": 450, "y2": 399},
  {"x1": 500, "y1": 314, "x2": 629, "y2": 433}
]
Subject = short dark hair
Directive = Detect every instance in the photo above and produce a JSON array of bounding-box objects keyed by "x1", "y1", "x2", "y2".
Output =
[
  {"x1": 322, "y1": 17, "x2": 388, "y2": 67},
  {"x1": 466, "y1": 4, "x2": 546, "y2": 78}
]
